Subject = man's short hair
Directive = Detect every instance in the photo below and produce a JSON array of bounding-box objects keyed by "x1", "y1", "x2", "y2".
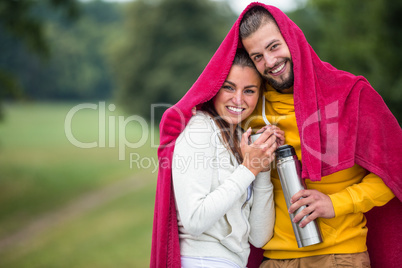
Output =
[{"x1": 239, "y1": 6, "x2": 277, "y2": 39}]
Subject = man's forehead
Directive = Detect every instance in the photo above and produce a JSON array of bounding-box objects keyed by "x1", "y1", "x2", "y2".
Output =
[{"x1": 242, "y1": 22, "x2": 283, "y2": 46}]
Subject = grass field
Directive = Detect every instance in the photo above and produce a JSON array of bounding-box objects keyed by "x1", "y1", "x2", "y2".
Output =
[{"x1": 0, "y1": 102, "x2": 158, "y2": 267}]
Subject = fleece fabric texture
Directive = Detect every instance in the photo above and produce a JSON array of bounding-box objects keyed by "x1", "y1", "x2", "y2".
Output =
[{"x1": 150, "y1": 2, "x2": 402, "y2": 268}]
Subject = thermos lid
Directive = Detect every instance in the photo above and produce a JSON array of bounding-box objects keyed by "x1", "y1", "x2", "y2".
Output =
[{"x1": 276, "y1": 144, "x2": 296, "y2": 159}]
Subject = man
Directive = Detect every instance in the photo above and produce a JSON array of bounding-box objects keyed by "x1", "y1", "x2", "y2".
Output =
[{"x1": 239, "y1": 4, "x2": 401, "y2": 268}]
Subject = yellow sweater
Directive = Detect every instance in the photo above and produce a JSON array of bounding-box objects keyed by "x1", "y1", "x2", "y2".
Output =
[{"x1": 244, "y1": 86, "x2": 394, "y2": 259}]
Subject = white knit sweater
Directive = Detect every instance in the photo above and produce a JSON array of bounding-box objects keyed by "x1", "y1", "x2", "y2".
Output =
[{"x1": 172, "y1": 112, "x2": 275, "y2": 268}]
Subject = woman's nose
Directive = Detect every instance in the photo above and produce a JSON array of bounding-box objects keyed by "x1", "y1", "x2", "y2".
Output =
[{"x1": 232, "y1": 91, "x2": 243, "y2": 105}]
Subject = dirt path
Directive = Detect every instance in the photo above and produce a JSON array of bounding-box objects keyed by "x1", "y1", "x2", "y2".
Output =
[{"x1": 0, "y1": 172, "x2": 153, "y2": 253}]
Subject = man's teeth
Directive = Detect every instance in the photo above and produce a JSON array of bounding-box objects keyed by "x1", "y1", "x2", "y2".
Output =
[
  {"x1": 271, "y1": 62, "x2": 286, "y2": 74},
  {"x1": 228, "y1": 106, "x2": 243, "y2": 112}
]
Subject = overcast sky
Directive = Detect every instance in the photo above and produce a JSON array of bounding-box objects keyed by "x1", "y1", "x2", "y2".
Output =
[
  {"x1": 99, "y1": 0, "x2": 304, "y2": 13},
  {"x1": 224, "y1": 0, "x2": 305, "y2": 14}
]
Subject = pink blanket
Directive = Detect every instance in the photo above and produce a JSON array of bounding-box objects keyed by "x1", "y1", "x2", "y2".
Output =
[{"x1": 150, "y1": 2, "x2": 402, "y2": 267}]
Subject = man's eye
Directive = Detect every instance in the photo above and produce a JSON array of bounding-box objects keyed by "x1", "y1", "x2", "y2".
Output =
[{"x1": 254, "y1": 55, "x2": 262, "y2": 61}]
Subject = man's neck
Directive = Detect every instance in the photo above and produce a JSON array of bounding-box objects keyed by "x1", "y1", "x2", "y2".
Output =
[{"x1": 280, "y1": 87, "x2": 294, "y2": 94}]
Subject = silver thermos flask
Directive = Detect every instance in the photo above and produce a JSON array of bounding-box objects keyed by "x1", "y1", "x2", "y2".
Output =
[{"x1": 275, "y1": 144, "x2": 323, "y2": 248}]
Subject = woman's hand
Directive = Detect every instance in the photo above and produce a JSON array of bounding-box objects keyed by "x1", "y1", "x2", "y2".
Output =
[
  {"x1": 257, "y1": 125, "x2": 285, "y2": 147},
  {"x1": 240, "y1": 127, "x2": 278, "y2": 176}
]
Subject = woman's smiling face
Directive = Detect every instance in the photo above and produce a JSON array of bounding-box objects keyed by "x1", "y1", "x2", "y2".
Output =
[{"x1": 213, "y1": 65, "x2": 261, "y2": 126}]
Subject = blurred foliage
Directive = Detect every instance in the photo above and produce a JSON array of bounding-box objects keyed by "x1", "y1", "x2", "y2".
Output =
[
  {"x1": 109, "y1": 0, "x2": 237, "y2": 121},
  {"x1": 0, "y1": 0, "x2": 79, "y2": 57},
  {"x1": 0, "y1": 0, "x2": 79, "y2": 119},
  {"x1": 288, "y1": 0, "x2": 402, "y2": 123},
  {"x1": 0, "y1": 0, "x2": 122, "y2": 105},
  {"x1": 24, "y1": 1, "x2": 122, "y2": 100}
]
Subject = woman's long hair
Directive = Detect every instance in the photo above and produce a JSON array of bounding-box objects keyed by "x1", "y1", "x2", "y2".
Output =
[{"x1": 202, "y1": 48, "x2": 262, "y2": 164}]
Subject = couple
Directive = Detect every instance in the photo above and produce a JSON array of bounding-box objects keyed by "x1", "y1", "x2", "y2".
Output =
[{"x1": 151, "y1": 3, "x2": 402, "y2": 268}]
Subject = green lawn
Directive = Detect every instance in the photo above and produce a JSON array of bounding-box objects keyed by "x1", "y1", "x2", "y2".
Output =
[{"x1": 0, "y1": 102, "x2": 158, "y2": 267}]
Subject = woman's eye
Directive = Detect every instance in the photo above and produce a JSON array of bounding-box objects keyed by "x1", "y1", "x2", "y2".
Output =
[
  {"x1": 222, "y1": 85, "x2": 234, "y2": 91},
  {"x1": 244, "y1": 89, "x2": 256, "y2": 94}
]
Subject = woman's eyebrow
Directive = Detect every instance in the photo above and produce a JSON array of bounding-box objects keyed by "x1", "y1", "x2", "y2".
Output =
[{"x1": 223, "y1": 80, "x2": 236, "y2": 86}]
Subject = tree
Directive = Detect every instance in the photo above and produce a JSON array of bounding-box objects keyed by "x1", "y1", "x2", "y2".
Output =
[
  {"x1": 0, "y1": 0, "x2": 79, "y2": 57},
  {"x1": 0, "y1": 0, "x2": 124, "y2": 105},
  {"x1": 109, "y1": 0, "x2": 236, "y2": 121},
  {"x1": 0, "y1": 0, "x2": 79, "y2": 119},
  {"x1": 20, "y1": 1, "x2": 123, "y2": 100}
]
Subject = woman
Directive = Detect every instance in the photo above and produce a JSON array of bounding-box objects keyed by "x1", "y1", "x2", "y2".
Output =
[
  {"x1": 171, "y1": 49, "x2": 284, "y2": 268},
  {"x1": 150, "y1": 12, "x2": 284, "y2": 267}
]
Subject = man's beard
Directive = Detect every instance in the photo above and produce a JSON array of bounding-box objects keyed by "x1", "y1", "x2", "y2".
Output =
[{"x1": 263, "y1": 59, "x2": 294, "y2": 93}]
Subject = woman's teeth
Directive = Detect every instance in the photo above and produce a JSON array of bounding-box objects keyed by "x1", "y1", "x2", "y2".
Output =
[{"x1": 227, "y1": 106, "x2": 243, "y2": 112}]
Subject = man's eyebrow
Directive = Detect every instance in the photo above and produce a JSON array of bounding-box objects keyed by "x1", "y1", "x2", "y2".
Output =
[{"x1": 265, "y1": 39, "x2": 279, "y2": 50}]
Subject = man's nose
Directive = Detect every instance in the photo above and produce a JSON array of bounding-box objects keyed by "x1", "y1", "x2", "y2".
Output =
[{"x1": 264, "y1": 53, "x2": 276, "y2": 68}]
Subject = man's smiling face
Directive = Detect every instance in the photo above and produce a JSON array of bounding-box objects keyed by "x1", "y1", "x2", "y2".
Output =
[{"x1": 242, "y1": 21, "x2": 294, "y2": 94}]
